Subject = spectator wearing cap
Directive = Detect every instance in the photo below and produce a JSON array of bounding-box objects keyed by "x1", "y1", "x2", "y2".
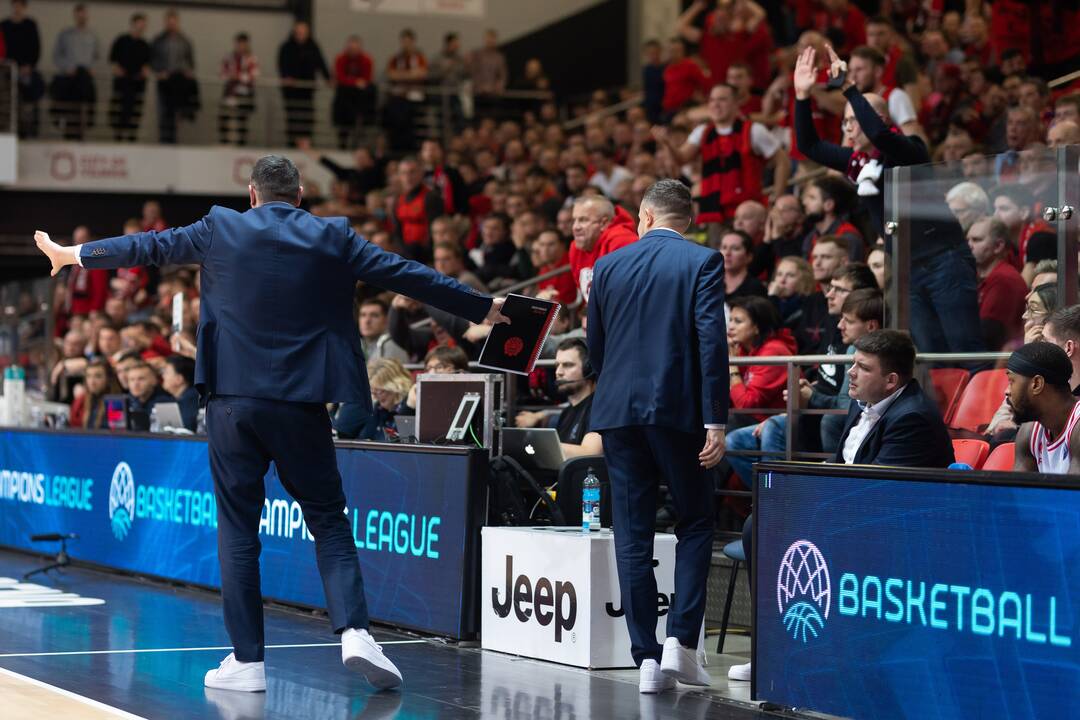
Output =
[
  {"x1": 161, "y1": 354, "x2": 198, "y2": 431},
  {"x1": 967, "y1": 216, "x2": 1027, "y2": 350}
]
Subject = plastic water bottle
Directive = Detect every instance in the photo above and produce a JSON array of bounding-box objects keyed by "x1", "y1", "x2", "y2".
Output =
[
  {"x1": 582, "y1": 467, "x2": 601, "y2": 532},
  {"x1": 149, "y1": 405, "x2": 161, "y2": 433},
  {"x1": 2, "y1": 366, "x2": 26, "y2": 427}
]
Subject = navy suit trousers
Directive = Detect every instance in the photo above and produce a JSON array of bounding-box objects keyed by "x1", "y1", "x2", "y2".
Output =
[
  {"x1": 207, "y1": 395, "x2": 369, "y2": 662},
  {"x1": 601, "y1": 426, "x2": 715, "y2": 665}
]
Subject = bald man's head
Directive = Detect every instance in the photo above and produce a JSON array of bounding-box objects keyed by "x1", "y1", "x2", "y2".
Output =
[
  {"x1": 842, "y1": 93, "x2": 890, "y2": 152},
  {"x1": 1049, "y1": 120, "x2": 1080, "y2": 148}
]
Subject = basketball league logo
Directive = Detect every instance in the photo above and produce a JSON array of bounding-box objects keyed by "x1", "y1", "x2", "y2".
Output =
[
  {"x1": 108, "y1": 462, "x2": 136, "y2": 541},
  {"x1": 777, "y1": 540, "x2": 831, "y2": 642}
]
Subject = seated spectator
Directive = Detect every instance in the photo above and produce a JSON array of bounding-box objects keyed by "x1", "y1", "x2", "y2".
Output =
[
  {"x1": 532, "y1": 230, "x2": 577, "y2": 307},
  {"x1": 945, "y1": 181, "x2": 991, "y2": 233},
  {"x1": 1042, "y1": 306, "x2": 1080, "y2": 396},
  {"x1": 991, "y1": 183, "x2": 1051, "y2": 271},
  {"x1": 433, "y1": 241, "x2": 488, "y2": 293},
  {"x1": 124, "y1": 361, "x2": 172, "y2": 431},
  {"x1": 514, "y1": 338, "x2": 602, "y2": 458},
  {"x1": 422, "y1": 344, "x2": 470, "y2": 374},
  {"x1": 867, "y1": 248, "x2": 888, "y2": 289},
  {"x1": 92, "y1": 324, "x2": 122, "y2": 359},
  {"x1": 49, "y1": 328, "x2": 88, "y2": 404},
  {"x1": 767, "y1": 256, "x2": 815, "y2": 332},
  {"x1": 751, "y1": 195, "x2": 805, "y2": 274},
  {"x1": 70, "y1": 357, "x2": 121, "y2": 429},
  {"x1": 721, "y1": 229, "x2": 767, "y2": 300},
  {"x1": 358, "y1": 298, "x2": 409, "y2": 363},
  {"x1": 470, "y1": 213, "x2": 527, "y2": 287},
  {"x1": 968, "y1": 216, "x2": 1027, "y2": 349},
  {"x1": 569, "y1": 196, "x2": 637, "y2": 303},
  {"x1": 335, "y1": 358, "x2": 414, "y2": 441},
  {"x1": 113, "y1": 349, "x2": 142, "y2": 392},
  {"x1": 727, "y1": 288, "x2": 884, "y2": 486},
  {"x1": 161, "y1": 354, "x2": 198, "y2": 431},
  {"x1": 800, "y1": 176, "x2": 865, "y2": 261},
  {"x1": 588, "y1": 144, "x2": 632, "y2": 199},
  {"x1": 832, "y1": 330, "x2": 954, "y2": 467},
  {"x1": 727, "y1": 296, "x2": 797, "y2": 426},
  {"x1": 1010, "y1": 342, "x2": 1080, "y2": 474}
]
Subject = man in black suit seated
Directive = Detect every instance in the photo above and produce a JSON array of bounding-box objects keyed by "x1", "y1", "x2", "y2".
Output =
[
  {"x1": 833, "y1": 329, "x2": 954, "y2": 467},
  {"x1": 124, "y1": 361, "x2": 172, "y2": 431}
]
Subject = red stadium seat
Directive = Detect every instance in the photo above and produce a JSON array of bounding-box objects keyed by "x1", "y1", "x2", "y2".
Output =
[
  {"x1": 929, "y1": 368, "x2": 970, "y2": 423},
  {"x1": 950, "y1": 369, "x2": 1008, "y2": 433},
  {"x1": 982, "y1": 443, "x2": 1016, "y2": 472},
  {"x1": 952, "y1": 439, "x2": 990, "y2": 469}
]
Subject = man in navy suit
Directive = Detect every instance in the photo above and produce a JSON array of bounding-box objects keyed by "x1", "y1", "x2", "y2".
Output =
[
  {"x1": 832, "y1": 329, "x2": 954, "y2": 467},
  {"x1": 35, "y1": 156, "x2": 506, "y2": 692},
  {"x1": 587, "y1": 179, "x2": 728, "y2": 693}
]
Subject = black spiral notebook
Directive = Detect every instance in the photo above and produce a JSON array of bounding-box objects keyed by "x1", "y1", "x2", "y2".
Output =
[{"x1": 477, "y1": 294, "x2": 560, "y2": 375}]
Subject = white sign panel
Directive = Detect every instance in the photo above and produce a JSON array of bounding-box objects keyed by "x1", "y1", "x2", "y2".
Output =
[
  {"x1": 481, "y1": 526, "x2": 679, "y2": 669},
  {"x1": 350, "y1": 0, "x2": 484, "y2": 17},
  {"x1": 0, "y1": 134, "x2": 15, "y2": 184},
  {"x1": 10, "y1": 141, "x2": 351, "y2": 197}
]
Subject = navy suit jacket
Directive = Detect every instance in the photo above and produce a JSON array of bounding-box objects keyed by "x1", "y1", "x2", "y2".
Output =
[
  {"x1": 587, "y1": 228, "x2": 728, "y2": 434},
  {"x1": 831, "y1": 380, "x2": 955, "y2": 467},
  {"x1": 79, "y1": 203, "x2": 491, "y2": 405}
]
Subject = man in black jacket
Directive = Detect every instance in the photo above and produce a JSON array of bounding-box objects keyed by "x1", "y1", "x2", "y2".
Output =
[
  {"x1": 277, "y1": 21, "x2": 329, "y2": 146},
  {"x1": 794, "y1": 44, "x2": 983, "y2": 356},
  {"x1": 832, "y1": 329, "x2": 954, "y2": 467}
]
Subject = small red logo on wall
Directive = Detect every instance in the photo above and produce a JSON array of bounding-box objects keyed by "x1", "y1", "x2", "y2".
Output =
[{"x1": 504, "y1": 337, "x2": 524, "y2": 357}]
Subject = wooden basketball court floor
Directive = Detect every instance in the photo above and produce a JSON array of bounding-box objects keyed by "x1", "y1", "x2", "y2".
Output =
[{"x1": 0, "y1": 548, "x2": 782, "y2": 720}]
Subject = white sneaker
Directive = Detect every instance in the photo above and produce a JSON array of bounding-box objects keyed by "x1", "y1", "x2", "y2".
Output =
[
  {"x1": 660, "y1": 637, "x2": 711, "y2": 686},
  {"x1": 342, "y1": 628, "x2": 403, "y2": 690},
  {"x1": 727, "y1": 661, "x2": 751, "y2": 681},
  {"x1": 204, "y1": 653, "x2": 266, "y2": 692},
  {"x1": 639, "y1": 659, "x2": 676, "y2": 694}
]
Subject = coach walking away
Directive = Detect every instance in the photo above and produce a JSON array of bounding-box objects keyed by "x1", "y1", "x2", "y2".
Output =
[
  {"x1": 587, "y1": 179, "x2": 728, "y2": 694},
  {"x1": 34, "y1": 155, "x2": 507, "y2": 693}
]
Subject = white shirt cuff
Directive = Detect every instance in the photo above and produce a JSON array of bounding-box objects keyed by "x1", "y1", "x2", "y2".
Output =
[
  {"x1": 73, "y1": 244, "x2": 84, "y2": 267},
  {"x1": 705, "y1": 424, "x2": 725, "y2": 430}
]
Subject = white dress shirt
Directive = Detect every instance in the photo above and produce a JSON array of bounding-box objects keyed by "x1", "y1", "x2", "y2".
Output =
[{"x1": 841, "y1": 383, "x2": 908, "y2": 464}]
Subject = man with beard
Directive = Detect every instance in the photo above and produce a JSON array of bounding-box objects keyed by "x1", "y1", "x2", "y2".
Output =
[
  {"x1": 514, "y1": 338, "x2": 602, "y2": 458},
  {"x1": 1009, "y1": 342, "x2": 1080, "y2": 474}
]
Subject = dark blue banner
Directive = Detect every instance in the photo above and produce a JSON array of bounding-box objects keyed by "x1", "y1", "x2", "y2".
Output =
[
  {"x1": 0, "y1": 430, "x2": 481, "y2": 638},
  {"x1": 753, "y1": 465, "x2": 1080, "y2": 720}
]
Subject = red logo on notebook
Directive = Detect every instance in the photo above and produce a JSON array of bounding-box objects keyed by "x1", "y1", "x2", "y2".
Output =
[{"x1": 504, "y1": 337, "x2": 524, "y2": 357}]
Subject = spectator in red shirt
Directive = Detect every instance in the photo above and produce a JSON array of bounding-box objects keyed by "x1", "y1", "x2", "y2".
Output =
[
  {"x1": 569, "y1": 196, "x2": 637, "y2": 304},
  {"x1": 141, "y1": 200, "x2": 167, "y2": 232},
  {"x1": 992, "y1": 183, "x2": 1051, "y2": 272},
  {"x1": 66, "y1": 226, "x2": 110, "y2": 317},
  {"x1": 726, "y1": 63, "x2": 762, "y2": 117},
  {"x1": 391, "y1": 157, "x2": 443, "y2": 260},
  {"x1": 814, "y1": 0, "x2": 867, "y2": 56},
  {"x1": 968, "y1": 216, "x2": 1027, "y2": 350},
  {"x1": 332, "y1": 35, "x2": 374, "y2": 149},
  {"x1": 727, "y1": 295, "x2": 799, "y2": 425},
  {"x1": 865, "y1": 16, "x2": 908, "y2": 90},
  {"x1": 533, "y1": 229, "x2": 577, "y2": 307},
  {"x1": 678, "y1": 0, "x2": 772, "y2": 90},
  {"x1": 660, "y1": 38, "x2": 708, "y2": 116}
]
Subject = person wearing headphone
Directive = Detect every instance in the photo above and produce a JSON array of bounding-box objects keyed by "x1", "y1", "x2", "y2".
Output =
[{"x1": 515, "y1": 337, "x2": 603, "y2": 458}]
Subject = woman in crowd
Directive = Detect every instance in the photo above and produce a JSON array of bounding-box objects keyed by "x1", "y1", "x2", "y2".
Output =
[
  {"x1": 727, "y1": 295, "x2": 798, "y2": 428},
  {"x1": 767, "y1": 256, "x2": 815, "y2": 331},
  {"x1": 70, "y1": 358, "x2": 122, "y2": 429},
  {"x1": 333, "y1": 358, "x2": 415, "y2": 441}
]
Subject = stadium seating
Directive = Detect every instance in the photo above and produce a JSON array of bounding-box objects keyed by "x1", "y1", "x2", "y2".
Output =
[
  {"x1": 982, "y1": 443, "x2": 1016, "y2": 472},
  {"x1": 952, "y1": 438, "x2": 990, "y2": 469},
  {"x1": 950, "y1": 370, "x2": 1008, "y2": 434},
  {"x1": 929, "y1": 368, "x2": 970, "y2": 424}
]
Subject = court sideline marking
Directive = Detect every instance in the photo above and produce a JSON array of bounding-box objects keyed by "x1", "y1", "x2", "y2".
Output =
[
  {"x1": 0, "y1": 640, "x2": 426, "y2": 659},
  {"x1": 0, "y1": 666, "x2": 147, "y2": 719}
]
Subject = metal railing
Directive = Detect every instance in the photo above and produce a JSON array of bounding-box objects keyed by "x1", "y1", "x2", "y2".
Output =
[{"x1": 11, "y1": 71, "x2": 553, "y2": 149}]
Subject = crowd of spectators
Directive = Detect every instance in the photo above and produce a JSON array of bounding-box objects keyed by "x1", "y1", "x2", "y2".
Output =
[
  {"x1": 0, "y1": 1, "x2": 551, "y2": 147},
  {"x1": 15, "y1": 1, "x2": 1080, "y2": 481}
]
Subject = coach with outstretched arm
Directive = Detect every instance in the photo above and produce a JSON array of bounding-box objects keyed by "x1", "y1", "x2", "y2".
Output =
[{"x1": 35, "y1": 155, "x2": 507, "y2": 693}]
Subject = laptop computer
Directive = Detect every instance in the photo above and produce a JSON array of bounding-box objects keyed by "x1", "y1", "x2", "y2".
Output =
[
  {"x1": 502, "y1": 427, "x2": 566, "y2": 472},
  {"x1": 394, "y1": 415, "x2": 417, "y2": 440},
  {"x1": 153, "y1": 402, "x2": 186, "y2": 432}
]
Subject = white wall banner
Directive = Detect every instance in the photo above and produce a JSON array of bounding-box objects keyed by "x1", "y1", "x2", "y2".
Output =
[
  {"x1": 7, "y1": 141, "x2": 351, "y2": 197},
  {"x1": 350, "y1": 0, "x2": 485, "y2": 18},
  {"x1": 0, "y1": 134, "x2": 15, "y2": 185}
]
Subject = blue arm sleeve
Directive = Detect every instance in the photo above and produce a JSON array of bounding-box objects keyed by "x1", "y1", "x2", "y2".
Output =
[
  {"x1": 79, "y1": 216, "x2": 213, "y2": 269},
  {"x1": 694, "y1": 251, "x2": 729, "y2": 424},
  {"x1": 344, "y1": 225, "x2": 492, "y2": 324}
]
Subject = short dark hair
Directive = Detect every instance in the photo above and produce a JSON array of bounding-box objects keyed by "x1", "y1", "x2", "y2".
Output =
[
  {"x1": 833, "y1": 262, "x2": 878, "y2": 290},
  {"x1": 250, "y1": 155, "x2": 300, "y2": 203},
  {"x1": 850, "y1": 45, "x2": 886, "y2": 67},
  {"x1": 720, "y1": 228, "x2": 754, "y2": 254},
  {"x1": 811, "y1": 176, "x2": 857, "y2": 216},
  {"x1": 990, "y1": 183, "x2": 1034, "y2": 209},
  {"x1": 640, "y1": 179, "x2": 692, "y2": 224},
  {"x1": 817, "y1": 234, "x2": 850, "y2": 255},
  {"x1": 235, "y1": 32, "x2": 249, "y2": 42},
  {"x1": 400, "y1": 28, "x2": 416, "y2": 40},
  {"x1": 557, "y1": 337, "x2": 589, "y2": 367},
  {"x1": 1047, "y1": 304, "x2": 1080, "y2": 342},
  {"x1": 130, "y1": 12, "x2": 145, "y2": 23},
  {"x1": 360, "y1": 297, "x2": 389, "y2": 314},
  {"x1": 165, "y1": 355, "x2": 195, "y2": 386},
  {"x1": 853, "y1": 329, "x2": 916, "y2": 379},
  {"x1": 728, "y1": 296, "x2": 782, "y2": 346},
  {"x1": 841, "y1": 288, "x2": 885, "y2": 324},
  {"x1": 116, "y1": 349, "x2": 142, "y2": 364},
  {"x1": 424, "y1": 344, "x2": 469, "y2": 371}
]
